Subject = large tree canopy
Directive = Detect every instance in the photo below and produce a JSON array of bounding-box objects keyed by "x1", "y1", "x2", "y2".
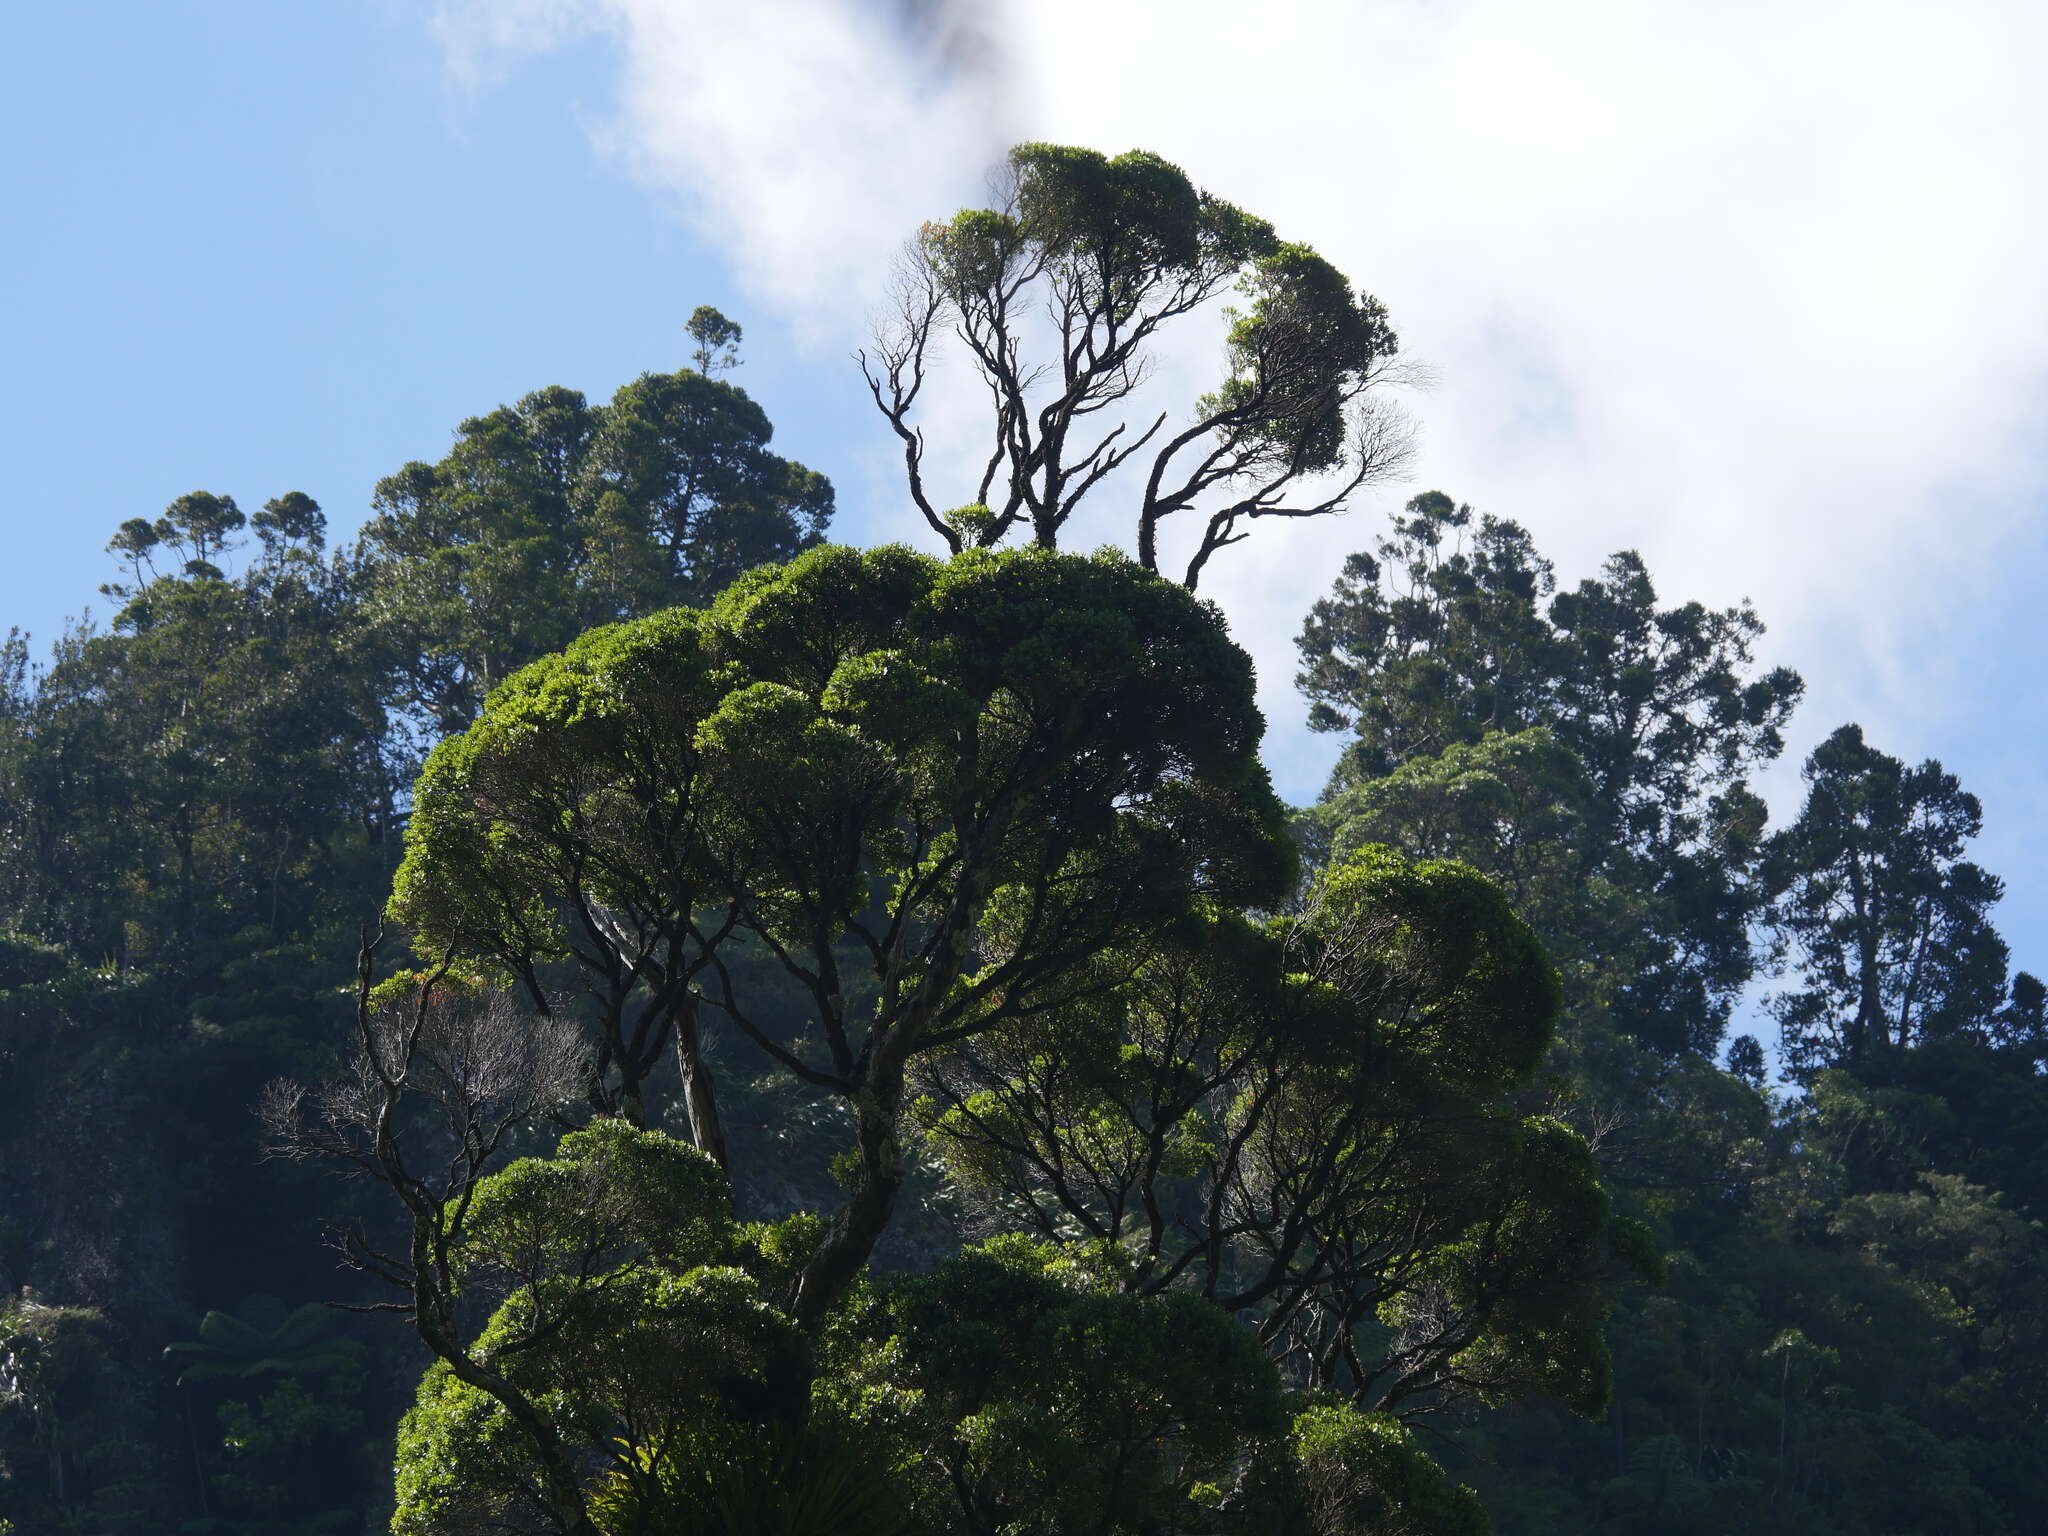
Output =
[
  {"x1": 388, "y1": 542, "x2": 1293, "y2": 1329},
  {"x1": 307, "y1": 540, "x2": 1657, "y2": 1536}
]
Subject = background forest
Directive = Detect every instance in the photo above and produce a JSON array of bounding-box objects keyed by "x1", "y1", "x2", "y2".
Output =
[{"x1": 3, "y1": 146, "x2": 2047, "y2": 1536}]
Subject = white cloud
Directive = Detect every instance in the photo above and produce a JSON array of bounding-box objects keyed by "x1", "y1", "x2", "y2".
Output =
[
  {"x1": 430, "y1": 0, "x2": 1022, "y2": 333},
  {"x1": 993, "y1": 1, "x2": 2048, "y2": 786},
  {"x1": 432, "y1": 0, "x2": 2048, "y2": 826}
]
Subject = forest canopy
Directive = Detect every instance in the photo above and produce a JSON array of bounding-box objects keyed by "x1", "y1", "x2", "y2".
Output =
[{"x1": 2, "y1": 150, "x2": 2045, "y2": 1536}]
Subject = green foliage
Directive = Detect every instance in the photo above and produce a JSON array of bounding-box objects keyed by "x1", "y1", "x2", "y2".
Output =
[
  {"x1": 1298, "y1": 490, "x2": 1799, "y2": 1057},
  {"x1": 1299, "y1": 493, "x2": 2048, "y2": 1534},
  {"x1": 362, "y1": 533, "x2": 1657, "y2": 1533},
  {"x1": 206, "y1": 1373, "x2": 365, "y2": 1535},
  {"x1": 1306, "y1": 729, "x2": 1604, "y2": 956},
  {"x1": 1766, "y1": 722, "x2": 2012, "y2": 1074},
  {"x1": 394, "y1": 1265, "x2": 809, "y2": 1536},
  {"x1": 1283, "y1": 1401, "x2": 1489, "y2": 1536},
  {"x1": 7, "y1": 494, "x2": 388, "y2": 972},
  {"x1": 1311, "y1": 845, "x2": 1560, "y2": 1091},
  {"x1": 685, "y1": 305, "x2": 744, "y2": 376},
  {"x1": 389, "y1": 540, "x2": 1293, "y2": 1319},
  {"x1": 1005, "y1": 143, "x2": 1272, "y2": 272},
  {"x1": 589, "y1": 1423, "x2": 915, "y2": 1536},
  {"x1": 0, "y1": 1301, "x2": 118, "y2": 1460},
  {"x1": 459, "y1": 1119, "x2": 735, "y2": 1284},
  {"x1": 0, "y1": 930, "x2": 64, "y2": 990},
  {"x1": 851, "y1": 1235, "x2": 1289, "y2": 1534},
  {"x1": 100, "y1": 489, "x2": 249, "y2": 591},
  {"x1": 0, "y1": 1299, "x2": 165, "y2": 1533},
  {"x1": 917, "y1": 848, "x2": 1644, "y2": 1428},
  {"x1": 356, "y1": 354, "x2": 831, "y2": 736},
  {"x1": 1206, "y1": 241, "x2": 1396, "y2": 476},
  {"x1": 876, "y1": 142, "x2": 1408, "y2": 586},
  {"x1": 393, "y1": 1123, "x2": 798, "y2": 1534},
  {"x1": 161, "y1": 1293, "x2": 360, "y2": 1385}
]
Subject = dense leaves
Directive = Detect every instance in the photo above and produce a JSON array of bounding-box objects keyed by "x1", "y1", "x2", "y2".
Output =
[
  {"x1": 389, "y1": 541, "x2": 1295, "y2": 1342},
  {"x1": 6, "y1": 152, "x2": 2047, "y2": 1536},
  {"x1": 357, "y1": 354, "x2": 832, "y2": 738},
  {"x1": 1298, "y1": 490, "x2": 1799, "y2": 1059},
  {"x1": 1301, "y1": 493, "x2": 2048, "y2": 1536},
  {"x1": 0, "y1": 339, "x2": 832, "y2": 1533},
  {"x1": 1766, "y1": 723, "x2": 2016, "y2": 1075}
]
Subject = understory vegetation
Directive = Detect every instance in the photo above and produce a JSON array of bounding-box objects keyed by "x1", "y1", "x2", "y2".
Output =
[{"x1": 2, "y1": 149, "x2": 2044, "y2": 1536}]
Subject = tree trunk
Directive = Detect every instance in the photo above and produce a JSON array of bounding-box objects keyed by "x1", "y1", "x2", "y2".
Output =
[
  {"x1": 788, "y1": 808, "x2": 1013, "y2": 1329},
  {"x1": 1846, "y1": 848, "x2": 1882, "y2": 1066},
  {"x1": 414, "y1": 1274, "x2": 597, "y2": 1535},
  {"x1": 674, "y1": 999, "x2": 728, "y2": 1171},
  {"x1": 790, "y1": 1073, "x2": 906, "y2": 1329}
]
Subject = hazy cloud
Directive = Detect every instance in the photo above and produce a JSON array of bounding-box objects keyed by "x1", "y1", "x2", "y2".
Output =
[{"x1": 431, "y1": 0, "x2": 1021, "y2": 329}]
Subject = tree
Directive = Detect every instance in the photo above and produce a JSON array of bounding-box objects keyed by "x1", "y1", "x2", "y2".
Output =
[
  {"x1": 686, "y1": 303, "x2": 744, "y2": 375},
  {"x1": 916, "y1": 849, "x2": 1655, "y2": 1423},
  {"x1": 389, "y1": 542, "x2": 1293, "y2": 1332},
  {"x1": 312, "y1": 542, "x2": 1658, "y2": 1533},
  {"x1": 5, "y1": 493, "x2": 388, "y2": 971},
  {"x1": 1291, "y1": 498, "x2": 1813, "y2": 1474},
  {"x1": 1726, "y1": 1034, "x2": 1767, "y2": 1089},
  {"x1": 1296, "y1": 494, "x2": 1560, "y2": 773},
  {"x1": 100, "y1": 489, "x2": 254, "y2": 601},
  {"x1": 356, "y1": 348, "x2": 832, "y2": 738},
  {"x1": 1766, "y1": 724, "x2": 2011, "y2": 1075},
  {"x1": 1298, "y1": 492, "x2": 1801, "y2": 1057},
  {"x1": 865, "y1": 143, "x2": 1414, "y2": 587}
]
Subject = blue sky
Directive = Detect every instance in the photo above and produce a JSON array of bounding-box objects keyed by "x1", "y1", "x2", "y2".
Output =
[
  {"x1": 0, "y1": 0, "x2": 865, "y2": 643},
  {"x1": 7, "y1": 0, "x2": 2048, "y2": 1000}
]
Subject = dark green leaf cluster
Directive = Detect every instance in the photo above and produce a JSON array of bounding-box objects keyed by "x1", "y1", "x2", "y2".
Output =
[
  {"x1": 357, "y1": 363, "x2": 832, "y2": 737},
  {"x1": 1765, "y1": 722, "x2": 2016, "y2": 1075},
  {"x1": 918, "y1": 850, "x2": 1647, "y2": 1427},
  {"x1": 1299, "y1": 494, "x2": 2048, "y2": 1535},
  {"x1": 1298, "y1": 490, "x2": 1802, "y2": 1057}
]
